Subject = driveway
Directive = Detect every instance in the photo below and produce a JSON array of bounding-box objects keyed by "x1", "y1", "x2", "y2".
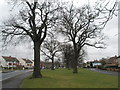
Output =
[
  {"x1": 88, "y1": 68, "x2": 119, "y2": 76},
  {"x1": 1, "y1": 70, "x2": 32, "y2": 88}
]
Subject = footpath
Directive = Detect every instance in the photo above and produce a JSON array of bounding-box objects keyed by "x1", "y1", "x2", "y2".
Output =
[{"x1": 89, "y1": 68, "x2": 119, "y2": 76}]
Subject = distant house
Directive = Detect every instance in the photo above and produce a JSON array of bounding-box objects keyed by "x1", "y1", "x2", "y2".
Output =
[
  {"x1": 105, "y1": 56, "x2": 118, "y2": 65},
  {"x1": 86, "y1": 60, "x2": 102, "y2": 68},
  {"x1": 92, "y1": 62, "x2": 102, "y2": 67},
  {"x1": 97, "y1": 55, "x2": 120, "y2": 70},
  {"x1": 40, "y1": 61, "x2": 63, "y2": 69},
  {"x1": 31, "y1": 60, "x2": 34, "y2": 67},
  {"x1": 18, "y1": 58, "x2": 26, "y2": 67},
  {"x1": 116, "y1": 56, "x2": 120, "y2": 67},
  {"x1": 0, "y1": 56, "x2": 19, "y2": 69},
  {"x1": 40, "y1": 61, "x2": 51, "y2": 69},
  {"x1": 18, "y1": 58, "x2": 33, "y2": 69},
  {"x1": 85, "y1": 62, "x2": 91, "y2": 68},
  {"x1": 0, "y1": 56, "x2": 7, "y2": 68}
]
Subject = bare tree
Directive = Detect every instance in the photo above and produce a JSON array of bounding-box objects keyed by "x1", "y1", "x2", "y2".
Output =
[
  {"x1": 78, "y1": 48, "x2": 87, "y2": 62},
  {"x1": 62, "y1": 44, "x2": 87, "y2": 69},
  {"x1": 41, "y1": 33, "x2": 61, "y2": 70},
  {"x1": 59, "y1": 0, "x2": 118, "y2": 73},
  {"x1": 61, "y1": 44, "x2": 74, "y2": 70},
  {"x1": 1, "y1": 0, "x2": 60, "y2": 78}
]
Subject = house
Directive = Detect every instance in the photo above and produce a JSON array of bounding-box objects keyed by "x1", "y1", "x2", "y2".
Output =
[
  {"x1": 86, "y1": 60, "x2": 102, "y2": 68},
  {"x1": 98, "y1": 56, "x2": 120, "y2": 71},
  {"x1": 0, "y1": 56, "x2": 19, "y2": 69},
  {"x1": 40, "y1": 61, "x2": 51, "y2": 69},
  {"x1": 103, "y1": 56, "x2": 118, "y2": 68},
  {"x1": 105, "y1": 56, "x2": 118, "y2": 65},
  {"x1": 18, "y1": 58, "x2": 33, "y2": 69},
  {"x1": 40, "y1": 61, "x2": 63, "y2": 69},
  {"x1": 0, "y1": 56, "x2": 7, "y2": 68},
  {"x1": 116, "y1": 56, "x2": 120, "y2": 67},
  {"x1": 18, "y1": 58, "x2": 26, "y2": 68},
  {"x1": 92, "y1": 62, "x2": 102, "y2": 67},
  {"x1": 85, "y1": 62, "x2": 91, "y2": 68},
  {"x1": 31, "y1": 60, "x2": 34, "y2": 67}
]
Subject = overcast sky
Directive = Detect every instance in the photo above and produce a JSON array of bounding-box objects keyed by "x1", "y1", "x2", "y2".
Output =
[{"x1": 0, "y1": 0, "x2": 118, "y2": 62}]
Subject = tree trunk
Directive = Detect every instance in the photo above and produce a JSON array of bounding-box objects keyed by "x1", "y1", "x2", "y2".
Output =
[
  {"x1": 73, "y1": 52, "x2": 78, "y2": 73},
  {"x1": 66, "y1": 61, "x2": 70, "y2": 70},
  {"x1": 73, "y1": 59, "x2": 78, "y2": 73},
  {"x1": 51, "y1": 56, "x2": 55, "y2": 70},
  {"x1": 32, "y1": 41, "x2": 42, "y2": 78},
  {"x1": 68, "y1": 62, "x2": 71, "y2": 70}
]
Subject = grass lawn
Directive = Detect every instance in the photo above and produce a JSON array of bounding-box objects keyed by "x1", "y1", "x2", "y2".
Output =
[{"x1": 20, "y1": 68, "x2": 118, "y2": 88}]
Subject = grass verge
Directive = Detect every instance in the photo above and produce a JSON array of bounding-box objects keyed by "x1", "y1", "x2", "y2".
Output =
[{"x1": 20, "y1": 68, "x2": 118, "y2": 88}]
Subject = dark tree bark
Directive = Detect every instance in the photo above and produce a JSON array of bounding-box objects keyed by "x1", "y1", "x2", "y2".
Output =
[
  {"x1": 33, "y1": 41, "x2": 42, "y2": 78},
  {"x1": 73, "y1": 52, "x2": 78, "y2": 73},
  {"x1": 51, "y1": 56, "x2": 55, "y2": 70}
]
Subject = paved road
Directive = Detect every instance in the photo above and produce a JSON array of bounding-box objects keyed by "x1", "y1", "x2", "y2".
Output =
[
  {"x1": 89, "y1": 68, "x2": 119, "y2": 76},
  {"x1": 0, "y1": 70, "x2": 32, "y2": 88},
  {"x1": 1, "y1": 70, "x2": 32, "y2": 81}
]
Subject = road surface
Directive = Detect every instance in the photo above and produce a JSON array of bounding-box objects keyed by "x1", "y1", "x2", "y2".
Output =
[
  {"x1": 0, "y1": 70, "x2": 32, "y2": 88},
  {"x1": 89, "y1": 68, "x2": 119, "y2": 76}
]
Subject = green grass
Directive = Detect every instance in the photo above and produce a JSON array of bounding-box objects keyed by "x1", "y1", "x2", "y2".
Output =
[{"x1": 21, "y1": 68, "x2": 118, "y2": 88}]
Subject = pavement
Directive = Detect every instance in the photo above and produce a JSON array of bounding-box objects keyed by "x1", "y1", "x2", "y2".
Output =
[
  {"x1": 1, "y1": 70, "x2": 32, "y2": 81},
  {"x1": 88, "y1": 68, "x2": 119, "y2": 76},
  {"x1": 0, "y1": 70, "x2": 32, "y2": 88},
  {"x1": 2, "y1": 70, "x2": 14, "y2": 73}
]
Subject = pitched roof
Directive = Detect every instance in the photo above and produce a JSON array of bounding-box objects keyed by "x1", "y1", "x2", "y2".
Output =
[
  {"x1": 105, "y1": 56, "x2": 118, "y2": 64},
  {"x1": 2, "y1": 56, "x2": 19, "y2": 62},
  {"x1": 22, "y1": 58, "x2": 33, "y2": 63}
]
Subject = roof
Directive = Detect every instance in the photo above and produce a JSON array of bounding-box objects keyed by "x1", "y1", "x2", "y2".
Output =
[
  {"x1": 2, "y1": 56, "x2": 19, "y2": 62},
  {"x1": 116, "y1": 58, "x2": 120, "y2": 62},
  {"x1": 105, "y1": 56, "x2": 118, "y2": 64},
  {"x1": 22, "y1": 58, "x2": 33, "y2": 63}
]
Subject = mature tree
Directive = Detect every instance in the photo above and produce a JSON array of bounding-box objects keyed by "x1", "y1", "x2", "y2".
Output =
[
  {"x1": 41, "y1": 33, "x2": 61, "y2": 70},
  {"x1": 1, "y1": 0, "x2": 60, "y2": 78},
  {"x1": 59, "y1": 0, "x2": 118, "y2": 73},
  {"x1": 61, "y1": 44, "x2": 74, "y2": 70},
  {"x1": 62, "y1": 44, "x2": 87, "y2": 69}
]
